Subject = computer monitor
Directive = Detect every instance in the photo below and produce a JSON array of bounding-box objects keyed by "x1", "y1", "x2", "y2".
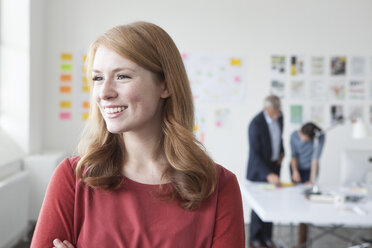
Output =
[{"x1": 340, "y1": 150, "x2": 372, "y2": 187}]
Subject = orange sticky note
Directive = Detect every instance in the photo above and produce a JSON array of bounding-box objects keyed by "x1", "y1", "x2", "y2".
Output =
[
  {"x1": 60, "y1": 101, "x2": 71, "y2": 108},
  {"x1": 82, "y1": 101, "x2": 90, "y2": 109},
  {"x1": 60, "y1": 112, "x2": 71, "y2": 120},
  {"x1": 82, "y1": 113, "x2": 89, "y2": 120},
  {"x1": 82, "y1": 85, "x2": 90, "y2": 93},
  {"x1": 61, "y1": 53, "x2": 72, "y2": 61},
  {"x1": 230, "y1": 58, "x2": 242, "y2": 66},
  {"x1": 60, "y1": 74, "x2": 72, "y2": 82},
  {"x1": 60, "y1": 86, "x2": 71, "y2": 93}
]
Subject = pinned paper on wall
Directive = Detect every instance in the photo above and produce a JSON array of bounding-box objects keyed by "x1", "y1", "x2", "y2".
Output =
[
  {"x1": 290, "y1": 105, "x2": 303, "y2": 124},
  {"x1": 270, "y1": 79, "x2": 285, "y2": 98},
  {"x1": 215, "y1": 108, "x2": 230, "y2": 128},
  {"x1": 348, "y1": 105, "x2": 364, "y2": 121},
  {"x1": 290, "y1": 55, "x2": 305, "y2": 76},
  {"x1": 290, "y1": 80, "x2": 305, "y2": 99},
  {"x1": 329, "y1": 80, "x2": 345, "y2": 100},
  {"x1": 330, "y1": 56, "x2": 346, "y2": 76},
  {"x1": 311, "y1": 57, "x2": 325, "y2": 76},
  {"x1": 330, "y1": 105, "x2": 344, "y2": 124},
  {"x1": 182, "y1": 52, "x2": 246, "y2": 104},
  {"x1": 310, "y1": 105, "x2": 325, "y2": 125},
  {"x1": 351, "y1": 56, "x2": 366, "y2": 76},
  {"x1": 349, "y1": 80, "x2": 365, "y2": 100},
  {"x1": 194, "y1": 108, "x2": 208, "y2": 143},
  {"x1": 310, "y1": 80, "x2": 327, "y2": 101},
  {"x1": 271, "y1": 56, "x2": 286, "y2": 75}
]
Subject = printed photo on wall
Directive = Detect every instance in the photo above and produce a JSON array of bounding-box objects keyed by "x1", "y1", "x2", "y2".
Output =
[
  {"x1": 311, "y1": 56, "x2": 325, "y2": 76},
  {"x1": 350, "y1": 56, "x2": 366, "y2": 76},
  {"x1": 270, "y1": 79, "x2": 285, "y2": 98},
  {"x1": 348, "y1": 80, "x2": 365, "y2": 100},
  {"x1": 310, "y1": 105, "x2": 325, "y2": 125},
  {"x1": 290, "y1": 80, "x2": 306, "y2": 99},
  {"x1": 290, "y1": 55, "x2": 305, "y2": 76},
  {"x1": 290, "y1": 105, "x2": 303, "y2": 124},
  {"x1": 348, "y1": 105, "x2": 364, "y2": 122},
  {"x1": 330, "y1": 56, "x2": 346, "y2": 76},
  {"x1": 330, "y1": 105, "x2": 344, "y2": 124},
  {"x1": 271, "y1": 56, "x2": 286, "y2": 75},
  {"x1": 310, "y1": 80, "x2": 327, "y2": 101},
  {"x1": 329, "y1": 80, "x2": 346, "y2": 100}
]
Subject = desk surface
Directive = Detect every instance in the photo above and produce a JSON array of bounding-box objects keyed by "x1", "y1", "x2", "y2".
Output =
[{"x1": 239, "y1": 181, "x2": 372, "y2": 226}]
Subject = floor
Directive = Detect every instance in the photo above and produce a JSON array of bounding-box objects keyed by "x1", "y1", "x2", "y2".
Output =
[{"x1": 12, "y1": 222, "x2": 372, "y2": 248}]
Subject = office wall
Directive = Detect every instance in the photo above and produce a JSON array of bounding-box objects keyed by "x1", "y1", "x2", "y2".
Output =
[{"x1": 41, "y1": 0, "x2": 372, "y2": 187}]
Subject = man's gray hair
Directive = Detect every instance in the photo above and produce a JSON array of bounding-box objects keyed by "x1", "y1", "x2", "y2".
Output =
[{"x1": 263, "y1": 95, "x2": 281, "y2": 110}]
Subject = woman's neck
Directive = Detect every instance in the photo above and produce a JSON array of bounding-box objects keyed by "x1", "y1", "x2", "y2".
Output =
[{"x1": 121, "y1": 129, "x2": 168, "y2": 185}]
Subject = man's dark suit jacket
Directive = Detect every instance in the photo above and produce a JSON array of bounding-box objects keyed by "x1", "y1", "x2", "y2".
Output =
[{"x1": 246, "y1": 111, "x2": 284, "y2": 182}]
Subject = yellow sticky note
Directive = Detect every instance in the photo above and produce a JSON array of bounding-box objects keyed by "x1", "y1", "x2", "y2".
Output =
[
  {"x1": 82, "y1": 113, "x2": 89, "y2": 120},
  {"x1": 61, "y1": 53, "x2": 72, "y2": 61},
  {"x1": 83, "y1": 55, "x2": 87, "y2": 62},
  {"x1": 60, "y1": 101, "x2": 71, "y2": 108},
  {"x1": 82, "y1": 66, "x2": 87, "y2": 73},
  {"x1": 82, "y1": 85, "x2": 90, "y2": 93},
  {"x1": 230, "y1": 58, "x2": 242, "y2": 66},
  {"x1": 193, "y1": 124, "x2": 199, "y2": 132},
  {"x1": 82, "y1": 76, "x2": 88, "y2": 83}
]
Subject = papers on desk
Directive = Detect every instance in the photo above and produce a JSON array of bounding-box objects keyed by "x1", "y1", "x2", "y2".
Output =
[
  {"x1": 306, "y1": 192, "x2": 343, "y2": 204},
  {"x1": 258, "y1": 182, "x2": 295, "y2": 190}
]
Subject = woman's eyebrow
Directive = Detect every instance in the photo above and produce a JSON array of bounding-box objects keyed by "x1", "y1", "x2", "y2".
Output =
[{"x1": 92, "y1": 67, "x2": 136, "y2": 73}]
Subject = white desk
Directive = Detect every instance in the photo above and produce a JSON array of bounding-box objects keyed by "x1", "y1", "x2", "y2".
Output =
[{"x1": 240, "y1": 180, "x2": 372, "y2": 247}]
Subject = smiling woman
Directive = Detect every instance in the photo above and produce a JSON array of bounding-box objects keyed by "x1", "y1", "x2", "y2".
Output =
[{"x1": 30, "y1": 21, "x2": 245, "y2": 248}]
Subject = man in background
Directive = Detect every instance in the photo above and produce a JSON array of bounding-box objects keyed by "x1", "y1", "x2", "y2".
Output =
[{"x1": 246, "y1": 95, "x2": 284, "y2": 248}]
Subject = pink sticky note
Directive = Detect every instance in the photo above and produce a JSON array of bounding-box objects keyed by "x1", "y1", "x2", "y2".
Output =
[
  {"x1": 181, "y1": 53, "x2": 188, "y2": 59},
  {"x1": 60, "y1": 112, "x2": 71, "y2": 120},
  {"x1": 234, "y1": 76, "x2": 241, "y2": 83},
  {"x1": 216, "y1": 121, "x2": 222, "y2": 127}
]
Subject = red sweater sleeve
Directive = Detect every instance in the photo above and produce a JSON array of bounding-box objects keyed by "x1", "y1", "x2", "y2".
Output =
[
  {"x1": 211, "y1": 170, "x2": 245, "y2": 248},
  {"x1": 31, "y1": 158, "x2": 76, "y2": 247}
]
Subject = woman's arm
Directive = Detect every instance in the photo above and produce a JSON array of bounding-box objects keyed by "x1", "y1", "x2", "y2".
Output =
[
  {"x1": 31, "y1": 158, "x2": 76, "y2": 247},
  {"x1": 211, "y1": 171, "x2": 245, "y2": 248},
  {"x1": 290, "y1": 157, "x2": 301, "y2": 183}
]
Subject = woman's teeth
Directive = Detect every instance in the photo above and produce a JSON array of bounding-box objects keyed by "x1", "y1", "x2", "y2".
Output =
[{"x1": 104, "y1": 106, "x2": 126, "y2": 114}]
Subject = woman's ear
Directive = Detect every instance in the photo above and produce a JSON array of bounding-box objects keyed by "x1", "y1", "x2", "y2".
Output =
[{"x1": 160, "y1": 81, "x2": 170, "y2": 98}]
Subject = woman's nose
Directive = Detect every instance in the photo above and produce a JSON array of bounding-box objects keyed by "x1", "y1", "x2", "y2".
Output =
[{"x1": 99, "y1": 79, "x2": 118, "y2": 100}]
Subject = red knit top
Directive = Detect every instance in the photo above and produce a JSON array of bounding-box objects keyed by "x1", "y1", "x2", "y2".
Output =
[{"x1": 31, "y1": 156, "x2": 245, "y2": 247}]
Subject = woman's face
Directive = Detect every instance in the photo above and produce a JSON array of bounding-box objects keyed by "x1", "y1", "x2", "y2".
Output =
[{"x1": 92, "y1": 46, "x2": 169, "y2": 134}]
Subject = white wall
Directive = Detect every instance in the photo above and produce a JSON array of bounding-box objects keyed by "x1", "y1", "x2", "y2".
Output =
[{"x1": 41, "y1": 0, "x2": 372, "y2": 188}]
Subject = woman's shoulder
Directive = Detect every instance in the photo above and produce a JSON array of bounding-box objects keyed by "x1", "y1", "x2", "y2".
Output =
[
  {"x1": 215, "y1": 164, "x2": 239, "y2": 189},
  {"x1": 55, "y1": 155, "x2": 80, "y2": 175}
]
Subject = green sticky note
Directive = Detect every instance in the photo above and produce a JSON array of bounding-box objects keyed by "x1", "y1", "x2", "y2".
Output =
[{"x1": 61, "y1": 64, "x2": 73, "y2": 72}]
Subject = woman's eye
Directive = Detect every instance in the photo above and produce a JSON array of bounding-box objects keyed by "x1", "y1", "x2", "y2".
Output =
[
  {"x1": 92, "y1": 76, "x2": 103, "y2": 81},
  {"x1": 117, "y1": 74, "x2": 130, "y2": 80}
]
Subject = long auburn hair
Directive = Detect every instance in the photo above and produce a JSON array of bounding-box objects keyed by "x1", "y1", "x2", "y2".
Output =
[{"x1": 77, "y1": 21, "x2": 217, "y2": 210}]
